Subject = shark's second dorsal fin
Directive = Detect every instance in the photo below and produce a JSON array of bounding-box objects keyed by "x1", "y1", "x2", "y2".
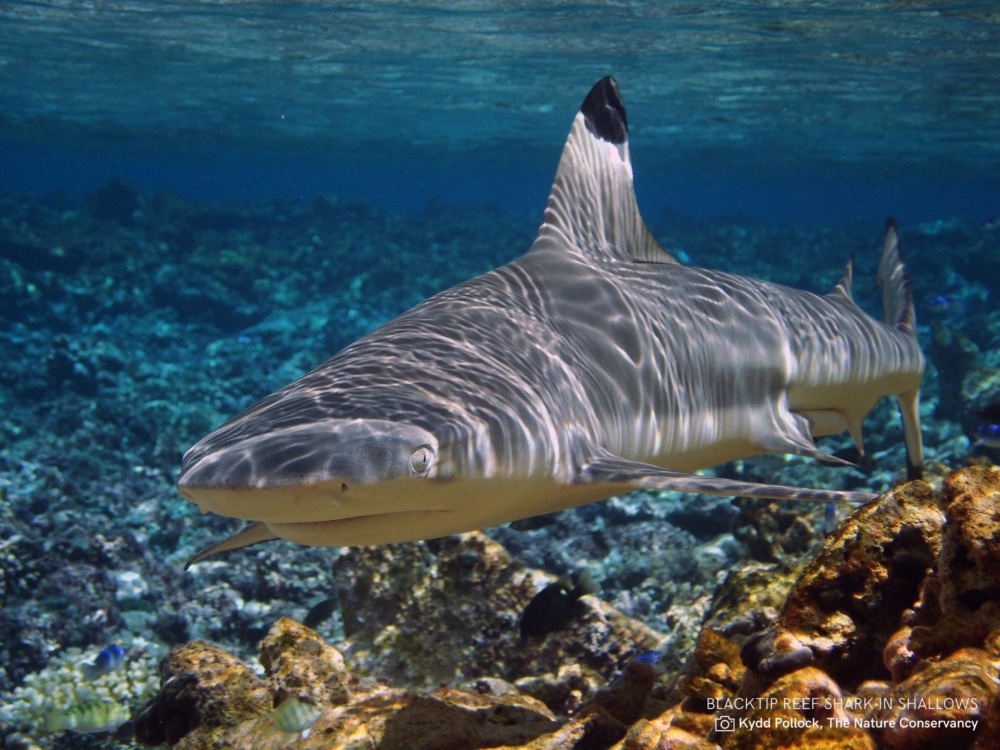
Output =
[
  {"x1": 533, "y1": 77, "x2": 678, "y2": 265},
  {"x1": 827, "y1": 255, "x2": 858, "y2": 306}
]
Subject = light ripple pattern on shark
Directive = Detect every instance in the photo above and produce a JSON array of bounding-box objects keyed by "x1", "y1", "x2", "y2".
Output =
[{"x1": 177, "y1": 77, "x2": 924, "y2": 565}]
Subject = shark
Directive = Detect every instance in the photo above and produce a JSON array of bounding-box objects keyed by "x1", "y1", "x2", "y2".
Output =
[{"x1": 177, "y1": 77, "x2": 924, "y2": 565}]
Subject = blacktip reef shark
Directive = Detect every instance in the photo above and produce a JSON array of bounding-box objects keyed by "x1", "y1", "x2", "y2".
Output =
[{"x1": 178, "y1": 77, "x2": 924, "y2": 565}]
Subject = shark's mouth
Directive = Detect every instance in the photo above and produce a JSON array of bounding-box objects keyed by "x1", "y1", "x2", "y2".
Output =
[
  {"x1": 178, "y1": 475, "x2": 444, "y2": 525},
  {"x1": 265, "y1": 508, "x2": 455, "y2": 547}
]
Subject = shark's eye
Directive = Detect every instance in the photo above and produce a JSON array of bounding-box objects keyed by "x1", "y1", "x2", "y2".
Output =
[{"x1": 409, "y1": 445, "x2": 434, "y2": 477}]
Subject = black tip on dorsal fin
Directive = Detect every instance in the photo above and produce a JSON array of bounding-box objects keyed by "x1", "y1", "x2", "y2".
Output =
[
  {"x1": 580, "y1": 76, "x2": 628, "y2": 145},
  {"x1": 530, "y1": 77, "x2": 677, "y2": 265}
]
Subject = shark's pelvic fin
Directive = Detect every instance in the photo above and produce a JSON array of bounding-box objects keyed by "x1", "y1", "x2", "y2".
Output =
[
  {"x1": 185, "y1": 522, "x2": 278, "y2": 569},
  {"x1": 898, "y1": 389, "x2": 924, "y2": 480},
  {"x1": 580, "y1": 453, "x2": 876, "y2": 504},
  {"x1": 536, "y1": 76, "x2": 678, "y2": 266},
  {"x1": 758, "y1": 409, "x2": 854, "y2": 466}
]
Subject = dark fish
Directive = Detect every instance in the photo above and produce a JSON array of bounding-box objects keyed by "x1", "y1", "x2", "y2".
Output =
[
  {"x1": 520, "y1": 571, "x2": 597, "y2": 638},
  {"x1": 302, "y1": 598, "x2": 337, "y2": 630},
  {"x1": 830, "y1": 445, "x2": 874, "y2": 471},
  {"x1": 824, "y1": 503, "x2": 837, "y2": 536},
  {"x1": 977, "y1": 403, "x2": 1000, "y2": 424},
  {"x1": 81, "y1": 645, "x2": 125, "y2": 680}
]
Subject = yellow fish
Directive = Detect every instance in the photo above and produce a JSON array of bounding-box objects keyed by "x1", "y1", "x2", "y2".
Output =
[
  {"x1": 44, "y1": 699, "x2": 130, "y2": 734},
  {"x1": 273, "y1": 696, "x2": 321, "y2": 740}
]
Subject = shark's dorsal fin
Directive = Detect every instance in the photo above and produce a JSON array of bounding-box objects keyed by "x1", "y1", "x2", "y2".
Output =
[
  {"x1": 533, "y1": 77, "x2": 678, "y2": 265},
  {"x1": 827, "y1": 255, "x2": 857, "y2": 305}
]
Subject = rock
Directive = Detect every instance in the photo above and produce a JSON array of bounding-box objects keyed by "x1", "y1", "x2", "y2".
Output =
[
  {"x1": 682, "y1": 468, "x2": 1000, "y2": 750},
  {"x1": 739, "y1": 479, "x2": 945, "y2": 689},
  {"x1": 327, "y1": 687, "x2": 558, "y2": 750},
  {"x1": 701, "y1": 560, "x2": 801, "y2": 638},
  {"x1": 868, "y1": 648, "x2": 1000, "y2": 750},
  {"x1": 136, "y1": 618, "x2": 560, "y2": 750},
  {"x1": 496, "y1": 705, "x2": 628, "y2": 750},
  {"x1": 887, "y1": 467, "x2": 1000, "y2": 672},
  {"x1": 612, "y1": 718, "x2": 718, "y2": 750},
  {"x1": 258, "y1": 617, "x2": 352, "y2": 705},
  {"x1": 591, "y1": 662, "x2": 657, "y2": 726},
  {"x1": 333, "y1": 532, "x2": 663, "y2": 700},
  {"x1": 716, "y1": 667, "x2": 873, "y2": 749},
  {"x1": 134, "y1": 640, "x2": 272, "y2": 747}
]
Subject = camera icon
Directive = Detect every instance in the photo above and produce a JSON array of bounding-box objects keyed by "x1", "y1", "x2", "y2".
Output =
[{"x1": 714, "y1": 715, "x2": 736, "y2": 733}]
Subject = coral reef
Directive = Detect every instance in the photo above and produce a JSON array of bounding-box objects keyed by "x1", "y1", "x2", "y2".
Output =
[
  {"x1": 135, "y1": 617, "x2": 562, "y2": 750},
  {"x1": 131, "y1": 467, "x2": 1000, "y2": 750},
  {"x1": 676, "y1": 467, "x2": 1000, "y2": 750},
  {"x1": 332, "y1": 532, "x2": 663, "y2": 702},
  {"x1": 0, "y1": 640, "x2": 161, "y2": 746},
  {"x1": 2, "y1": 184, "x2": 999, "y2": 748}
]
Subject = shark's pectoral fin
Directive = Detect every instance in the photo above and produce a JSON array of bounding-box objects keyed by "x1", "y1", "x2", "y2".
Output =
[
  {"x1": 185, "y1": 522, "x2": 279, "y2": 569},
  {"x1": 579, "y1": 453, "x2": 876, "y2": 504},
  {"x1": 763, "y1": 410, "x2": 855, "y2": 466}
]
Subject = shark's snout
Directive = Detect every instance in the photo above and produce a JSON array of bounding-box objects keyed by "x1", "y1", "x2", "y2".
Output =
[{"x1": 177, "y1": 418, "x2": 439, "y2": 522}]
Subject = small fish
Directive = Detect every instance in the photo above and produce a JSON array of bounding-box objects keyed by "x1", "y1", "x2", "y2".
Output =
[
  {"x1": 81, "y1": 644, "x2": 125, "y2": 680},
  {"x1": 925, "y1": 294, "x2": 954, "y2": 312},
  {"x1": 824, "y1": 503, "x2": 838, "y2": 536},
  {"x1": 978, "y1": 403, "x2": 1000, "y2": 424},
  {"x1": 632, "y1": 650, "x2": 660, "y2": 666},
  {"x1": 273, "y1": 696, "x2": 321, "y2": 739},
  {"x1": 44, "y1": 699, "x2": 130, "y2": 734},
  {"x1": 520, "y1": 571, "x2": 598, "y2": 638},
  {"x1": 302, "y1": 597, "x2": 337, "y2": 630},
  {"x1": 974, "y1": 423, "x2": 1000, "y2": 449}
]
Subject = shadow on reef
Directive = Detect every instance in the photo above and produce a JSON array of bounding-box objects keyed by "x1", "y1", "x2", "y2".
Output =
[{"x1": 131, "y1": 467, "x2": 1000, "y2": 750}]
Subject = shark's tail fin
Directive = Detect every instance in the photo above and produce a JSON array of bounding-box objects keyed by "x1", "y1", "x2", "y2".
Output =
[
  {"x1": 876, "y1": 218, "x2": 924, "y2": 480},
  {"x1": 877, "y1": 218, "x2": 916, "y2": 336}
]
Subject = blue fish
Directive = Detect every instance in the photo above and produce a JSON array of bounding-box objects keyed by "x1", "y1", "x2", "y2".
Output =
[
  {"x1": 81, "y1": 645, "x2": 125, "y2": 680},
  {"x1": 632, "y1": 650, "x2": 660, "y2": 666},
  {"x1": 974, "y1": 424, "x2": 1000, "y2": 449},
  {"x1": 926, "y1": 294, "x2": 953, "y2": 311},
  {"x1": 824, "y1": 503, "x2": 838, "y2": 536}
]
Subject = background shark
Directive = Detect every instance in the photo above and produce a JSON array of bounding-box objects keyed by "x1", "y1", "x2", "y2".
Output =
[{"x1": 178, "y1": 77, "x2": 924, "y2": 563}]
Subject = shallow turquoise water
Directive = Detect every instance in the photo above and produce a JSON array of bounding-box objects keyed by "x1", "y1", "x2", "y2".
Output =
[{"x1": 1, "y1": 1, "x2": 998, "y2": 222}]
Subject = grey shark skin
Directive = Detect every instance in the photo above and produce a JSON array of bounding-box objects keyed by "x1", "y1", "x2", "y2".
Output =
[{"x1": 178, "y1": 77, "x2": 924, "y2": 565}]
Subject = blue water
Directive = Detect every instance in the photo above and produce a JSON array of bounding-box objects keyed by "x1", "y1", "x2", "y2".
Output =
[
  {"x1": 2, "y1": 1, "x2": 998, "y2": 224},
  {"x1": 2, "y1": 6, "x2": 1000, "y2": 743}
]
